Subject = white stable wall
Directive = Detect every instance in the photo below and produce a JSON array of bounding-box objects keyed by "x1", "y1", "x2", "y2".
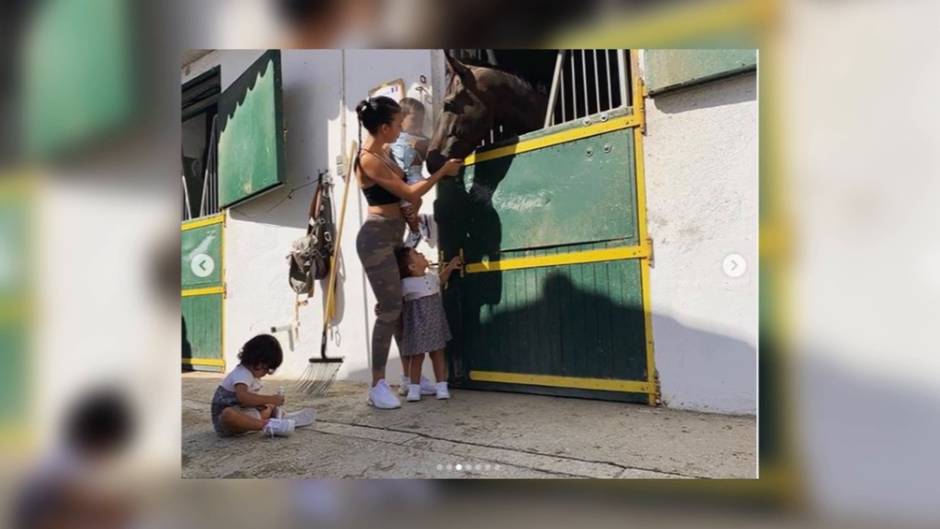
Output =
[{"x1": 643, "y1": 69, "x2": 758, "y2": 414}]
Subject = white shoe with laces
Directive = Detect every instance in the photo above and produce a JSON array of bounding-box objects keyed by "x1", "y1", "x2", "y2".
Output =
[
  {"x1": 435, "y1": 381, "x2": 450, "y2": 400},
  {"x1": 406, "y1": 384, "x2": 421, "y2": 402},
  {"x1": 262, "y1": 418, "x2": 295, "y2": 437},
  {"x1": 367, "y1": 379, "x2": 401, "y2": 409}
]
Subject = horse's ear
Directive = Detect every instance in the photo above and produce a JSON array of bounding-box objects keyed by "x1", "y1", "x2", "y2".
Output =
[{"x1": 445, "y1": 52, "x2": 473, "y2": 83}]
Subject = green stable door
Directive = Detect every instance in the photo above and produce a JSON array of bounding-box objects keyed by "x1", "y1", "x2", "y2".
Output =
[
  {"x1": 436, "y1": 106, "x2": 655, "y2": 403},
  {"x1": 181, "y1": 217, "x2": 225, "y2": 371}
]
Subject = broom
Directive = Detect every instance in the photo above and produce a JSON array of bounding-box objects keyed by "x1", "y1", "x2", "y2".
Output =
[{"x1": 297, "y1": 141, "x2": 357, "y2": 395}]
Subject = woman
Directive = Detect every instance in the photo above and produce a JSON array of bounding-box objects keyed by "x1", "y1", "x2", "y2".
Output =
[{"x1": 354, "y1": 96, "x2": 462, "y2": 409}]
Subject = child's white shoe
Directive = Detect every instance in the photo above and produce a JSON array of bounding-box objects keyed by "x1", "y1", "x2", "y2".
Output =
[
  {"x1": 404, "y1": 229, "x2": 422, "y2": 248},
  {"x1": 262, "y1": 418, "x2": 295, "y2": 437},
  {"x1": 283, "y1": 408, "x2": 316, "y2": 428},
  {"x1": 419, "y1": 376, "x2": 437, "y2": 395},
  {"x1": 368, "y1": 379, "x2": 401, "y2": 409},
  {"x1": 399, "y1": 375, "x2": 411, "y2": 396},
  {"x1": 435, "y1": 381, "x2": 450, "y2": 400},
  {"x1": 406, "y1": 384, "x2": 422, "y2": 402}
]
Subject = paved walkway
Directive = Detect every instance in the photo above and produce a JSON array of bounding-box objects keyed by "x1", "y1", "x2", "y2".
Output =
[{"x1": 182, "y1": 373, "x2": 755, "y2": 479}]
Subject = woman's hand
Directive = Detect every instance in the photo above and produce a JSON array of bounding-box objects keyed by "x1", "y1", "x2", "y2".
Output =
[
  {"x1": 441, "y1": 158, "x2": 464, "y2": 177},
  {"x1": 271, "y1": 394, "x2": 285, "y2": 407}
]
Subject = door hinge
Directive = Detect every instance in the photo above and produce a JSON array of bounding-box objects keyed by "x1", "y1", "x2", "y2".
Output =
[
  {"x1": 654, "y1": 369, "x2": 662, "y2": 406},
  {"x1": 638, "y1": 77, "x2": 648, "y2": 135},
  {"x1": 647, "y1": 236, "x2": 655, "y2": 268}
]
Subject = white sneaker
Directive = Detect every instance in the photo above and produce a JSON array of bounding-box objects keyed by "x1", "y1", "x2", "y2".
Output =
[
  {"x1": 406, "y1": 384, "x2": 421, "y2": 402},
  {"x1": 262, "y1": 418, "x2": 295, "y2": 437},
  {"x1": 435, "y1": 381, "x2": 450, "y2": 400},
  {"x1": 419, "y1": 376, "x2": 437, "y2": 395},
  {"x1": 399, "y1": 376, "x2": 411, "y2": 396},
  {"x1": 368, "y1": 379, "x2": 401, "y2": 409},
  {"x1": 283, "y1": 408, "x2": 316, "y2": 428}
]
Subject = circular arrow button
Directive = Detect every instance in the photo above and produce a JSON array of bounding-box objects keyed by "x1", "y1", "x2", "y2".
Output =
[
  {"x1": 722, "y1": 253, "x2": 746, "y2": 278},
  {"x1": 191, "y1": 254, "x2": 215, "y2": 278}
]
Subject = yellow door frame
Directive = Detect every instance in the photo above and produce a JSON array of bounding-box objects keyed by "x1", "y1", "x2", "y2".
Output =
[{"x1": 181, "y1": 212, "x2": 226, "y2": 372}]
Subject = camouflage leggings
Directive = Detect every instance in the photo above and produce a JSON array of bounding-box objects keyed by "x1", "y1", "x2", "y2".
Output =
[{"x1": 356, "y1": 214, "x2": 405, "y2": 371}]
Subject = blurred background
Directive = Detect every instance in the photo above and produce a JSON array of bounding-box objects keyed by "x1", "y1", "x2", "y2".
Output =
[{"x1": 1, "y1": 0, "x2": 939, "y2": 527}]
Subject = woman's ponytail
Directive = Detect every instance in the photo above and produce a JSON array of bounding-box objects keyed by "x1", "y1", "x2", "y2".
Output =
[{"x1": 353, "y1": 96, "x2": 401, "y2": 175}]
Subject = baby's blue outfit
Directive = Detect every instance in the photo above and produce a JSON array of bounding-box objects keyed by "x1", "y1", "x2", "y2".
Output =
[
  {"x1": 390, "y1": 131, "x2": 430, "y2": 246},
  {"x1": 390, "y1": 131, "x2": 427, "y2": 186}
]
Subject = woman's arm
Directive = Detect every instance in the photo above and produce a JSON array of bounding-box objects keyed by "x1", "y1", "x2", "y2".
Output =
[
  {"x1": 234, "y1": 384, "x2": 284, "y2": 408},
  {"x1": 361, "y1": 155, "x2": 462, "y2": 204}
]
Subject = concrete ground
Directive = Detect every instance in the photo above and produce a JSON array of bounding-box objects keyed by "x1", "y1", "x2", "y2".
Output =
[{"x1": 182, "y1": 373, "x2": 756, "y2": 479}]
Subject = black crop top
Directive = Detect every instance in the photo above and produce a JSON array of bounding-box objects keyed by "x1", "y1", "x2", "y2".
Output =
[{"x1": 359, "y1": 150, "x2": 405, "y2": 206}]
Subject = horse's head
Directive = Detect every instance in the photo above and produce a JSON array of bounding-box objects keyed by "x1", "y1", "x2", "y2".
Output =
[
  {"x1": 427, "y1": 54, "x2": 549, "y2": 175},
  {"x1": 426, "y1": 54, "x2": 496, "y2": 175}
]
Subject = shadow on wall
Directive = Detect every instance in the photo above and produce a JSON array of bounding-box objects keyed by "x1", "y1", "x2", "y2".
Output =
[
  {"x1": 796, "y1": 352, "x2": 940, "y2": 522},
  {"x1": 651, "y1": 71, "x2": 756, "y2": 114},
  {"x1": 652, "y1": 313, "x2": 756, "y2": 414},
  {"x1": 225, "y1": 71, "x2": 355, "y2": 330}
]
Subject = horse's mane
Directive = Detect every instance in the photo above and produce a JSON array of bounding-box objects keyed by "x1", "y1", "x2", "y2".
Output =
[{"x1": 454, "y1": 61, "x2": 547, "y2": 96}]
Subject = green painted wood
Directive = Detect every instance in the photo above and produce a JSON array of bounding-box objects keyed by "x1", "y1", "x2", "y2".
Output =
[
  {"x1": 0, "y1": 200, "x2": 27, "y2": 300},
  {"x1": 448, "y1": 241, "x2": 648, "y2": 384},
  {"x1": 181, "y1": 294, "x2": 223, "y2": 371},
  {"x1": 0, "y1": 323, "x2": 27, "y2": 426},
  {"x1": 181, "y1": 224, "x2": 222, "y2": 289},
  {"x1": 23, "y1": 0, "x2": 133, "y2": 159},
  {"x1": 645, "y1": 49, "x2": 757, "y2": 95},
  {"x1": 437, "y1": 120, "x2": 649, "y2": 401},
  {"x1": 0, "y1": 186, "x2": 30, "y2": 429},
  {"x1": 453, "y1": 131, "x2": 637, "y2": 257},
  {"x1": 218, "y1": 50, "x2": 286, "y2": 208}
]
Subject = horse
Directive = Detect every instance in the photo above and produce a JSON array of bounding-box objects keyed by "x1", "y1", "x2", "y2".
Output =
[{"x1": 425, "y1": 53, "x2": 548, "y2": 175}]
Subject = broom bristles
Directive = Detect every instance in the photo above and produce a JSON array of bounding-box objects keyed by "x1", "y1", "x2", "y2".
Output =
[{"x1": 296, "y1": 361, "x2": 342, "y2": 396}]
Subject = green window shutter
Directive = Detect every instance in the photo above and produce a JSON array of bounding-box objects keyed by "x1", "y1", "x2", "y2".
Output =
[
  {"x1": 645, "y1": 49, "x2": 756, "y2": 95},
  {"x1": 217, "y1": 50, "x2": 286, "y2": 208}
]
